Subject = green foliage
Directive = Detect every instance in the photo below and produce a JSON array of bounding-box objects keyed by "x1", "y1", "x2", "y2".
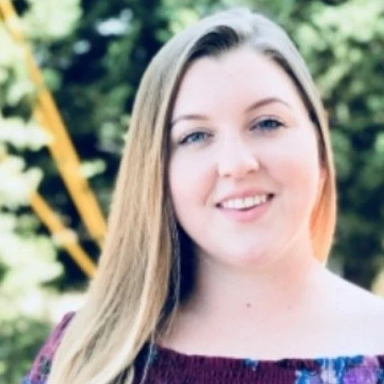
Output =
[
  {"x1": 23, "y1": 0, "x2": 82, "y2": 42},
  {"x1": 0, "y1": 214, "x2": 62, "y2": 298},
  {"x1": 0, "y1": 26, "x2": 34, "y2": 108},
  {"x1": 0, "y1": 0, "x2": 80, "y2": 382},
  {"x1": 0, "y1": 211, "x2": 63, "y2": 383},
  {"x1": 0, "y1": 316, "x2": 51, "y2": 383}
]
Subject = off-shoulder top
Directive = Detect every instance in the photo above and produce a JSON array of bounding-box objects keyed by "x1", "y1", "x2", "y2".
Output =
[{"x1": 22, "y1": 313, "x2": 384, "y2": 384}]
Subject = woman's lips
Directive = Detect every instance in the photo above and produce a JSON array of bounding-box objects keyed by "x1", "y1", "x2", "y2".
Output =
[{"x1": 216, "y1": 194, "x2": 274, "y2": 223}]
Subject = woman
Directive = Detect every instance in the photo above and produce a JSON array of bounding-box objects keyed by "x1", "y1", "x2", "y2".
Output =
[{"x1": 24, "y1": 7, "x2": 384, "y2": 384}]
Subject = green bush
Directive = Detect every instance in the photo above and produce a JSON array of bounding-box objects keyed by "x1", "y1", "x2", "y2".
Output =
[{"x1": 0, "y1": 316, "x2": 50, "y2": 384}]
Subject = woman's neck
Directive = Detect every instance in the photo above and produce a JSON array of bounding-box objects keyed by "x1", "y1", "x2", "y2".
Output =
[
  {"x1": 160, "y1": 241, "x2": 332, "y2": 357},
  {"x1": 188, "y1": 242, "x2": 324, "y2": 322}
]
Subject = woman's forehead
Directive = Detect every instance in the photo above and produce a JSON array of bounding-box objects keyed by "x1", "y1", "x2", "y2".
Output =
[{"x1": 171, "y1": 48, "x2": 307, "y2": 119}]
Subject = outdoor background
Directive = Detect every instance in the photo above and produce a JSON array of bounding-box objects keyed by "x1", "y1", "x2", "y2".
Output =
[{"x1": 0, "y1": 0, "x2": 383, "y2": 382}]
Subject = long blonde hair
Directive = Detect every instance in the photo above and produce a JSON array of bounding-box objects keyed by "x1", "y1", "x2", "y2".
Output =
[{"x1": 48, "y1": 7, "x2": 336, "y2": 384}]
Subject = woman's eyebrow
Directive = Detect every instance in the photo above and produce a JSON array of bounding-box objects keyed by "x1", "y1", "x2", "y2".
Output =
[
  {"x1": 171, "y1": 97, "x2": 292, "y2": 128},
  {"x1": 171, "y1": 113, "x2": 209, "y2": 128},
  {"x1": 244, "y1": 97, "x2": 292, "y2": 113}
]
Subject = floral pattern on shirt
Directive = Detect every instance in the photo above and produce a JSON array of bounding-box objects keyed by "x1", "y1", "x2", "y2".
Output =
[
  {"x1": 22, "y1": 313, "x2": 75, "y2": 384},
  {"x1": 295, "y1": 355, "x2": 384, "y2": 384}
]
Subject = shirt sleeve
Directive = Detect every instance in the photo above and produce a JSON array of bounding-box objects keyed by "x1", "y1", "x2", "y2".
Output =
[{"x1": 21, "y1": 312, "x2": 75, "y2": 384}]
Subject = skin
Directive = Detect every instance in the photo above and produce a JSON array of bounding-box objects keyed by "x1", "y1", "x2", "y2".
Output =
[{"x1": 163, "y1": 47, "x2": 384, "y2": 360}]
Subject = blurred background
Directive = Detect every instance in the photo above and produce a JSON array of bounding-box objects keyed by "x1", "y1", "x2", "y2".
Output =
[{"x1": 0, "y1": 0, "x2": 383, "y2": 382}]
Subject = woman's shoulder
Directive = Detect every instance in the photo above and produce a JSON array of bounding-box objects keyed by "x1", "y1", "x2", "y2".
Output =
[
  {"x1": 324, "y1": 272, "x2": 384, "y2": 349},
  {"x1": 22, "y1": 312, "x2": 75, "y2": 384},
  {"x1": 332, "y1": 274, "x2": 384, "y2": 315}
]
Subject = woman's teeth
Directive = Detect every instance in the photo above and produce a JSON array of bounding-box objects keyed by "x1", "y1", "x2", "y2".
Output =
[{"x1": 220, "y1": 194, "x2": 269, "y2": 210}]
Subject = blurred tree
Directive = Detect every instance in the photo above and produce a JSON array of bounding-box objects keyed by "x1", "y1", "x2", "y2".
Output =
[
  {"x1": 0, "y1": 316, "x2": 50, "y2": 383},
  {"x1": 0, "y1": 0, "x2": 79, "y2": 382}
]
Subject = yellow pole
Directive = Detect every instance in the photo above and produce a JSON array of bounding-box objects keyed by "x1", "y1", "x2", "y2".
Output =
[
  {"x1": 0, "y1": 0, "x2": 107, "y2": 248},
  {"x1": 0, "y1": 150, "x2": 96, "y2": 276},
  {"x1": 30, "y1": 192, "x2": 96, "y2": 277}
]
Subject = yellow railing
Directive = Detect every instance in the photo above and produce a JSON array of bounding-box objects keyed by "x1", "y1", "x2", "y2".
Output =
[
  {"x1": 0, "y1": 0, "x2": 106, "y2": 276},
  {"x1": 31, "y1": 193, "x2": 96, "y2": 277}
]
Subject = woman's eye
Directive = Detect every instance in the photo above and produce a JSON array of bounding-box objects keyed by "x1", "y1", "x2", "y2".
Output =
[
  {"x1": 179, "y1": 131, "x2": 210, "y2": 145},
  {"x1": 252, "y1": 118, "x2": 284, "y2": 132}
]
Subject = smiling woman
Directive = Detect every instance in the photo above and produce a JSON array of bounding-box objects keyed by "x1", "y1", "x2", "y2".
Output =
[{"x1": 23, "y1": 7, "x2": 384, "y2": 384}]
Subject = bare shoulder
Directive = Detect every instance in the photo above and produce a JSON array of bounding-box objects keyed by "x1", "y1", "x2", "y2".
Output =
[
  {"x1": 325, "y1": 270, "x2": 384, "y2": 328},
  {"x1": 319, "y1": 271, "x2": 384, "y2": 354},
  {"x1": 339, "y1": 277, "x2": 384, "y2": 310}
]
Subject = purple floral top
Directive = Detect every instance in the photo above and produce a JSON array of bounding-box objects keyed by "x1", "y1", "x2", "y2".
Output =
[{"x1": 23, "y1": 313, "x2": 384, "y2": 384}]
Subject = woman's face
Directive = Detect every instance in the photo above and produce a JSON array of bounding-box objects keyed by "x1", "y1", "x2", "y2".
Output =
[{"x1": 168, "y1": 47, "x2": 324, "y2": 269}]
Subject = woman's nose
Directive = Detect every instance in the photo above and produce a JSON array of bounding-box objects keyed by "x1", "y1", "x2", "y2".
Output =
[{"x1": 217, "y1": 137, "x2": 260, "y2": 179}]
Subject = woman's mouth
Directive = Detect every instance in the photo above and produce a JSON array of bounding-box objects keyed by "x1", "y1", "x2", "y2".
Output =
[
  {"x1": 216, "y1": 193, "x2": 275, "y2": 222},
  {"x1": 217, "y1": 193, "x2": 274, "y2": 210}
]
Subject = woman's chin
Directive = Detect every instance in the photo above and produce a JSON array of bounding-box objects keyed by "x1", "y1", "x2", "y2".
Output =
[{"x1": 202, "y1": 247, "x2": 278, "y2": 272}]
